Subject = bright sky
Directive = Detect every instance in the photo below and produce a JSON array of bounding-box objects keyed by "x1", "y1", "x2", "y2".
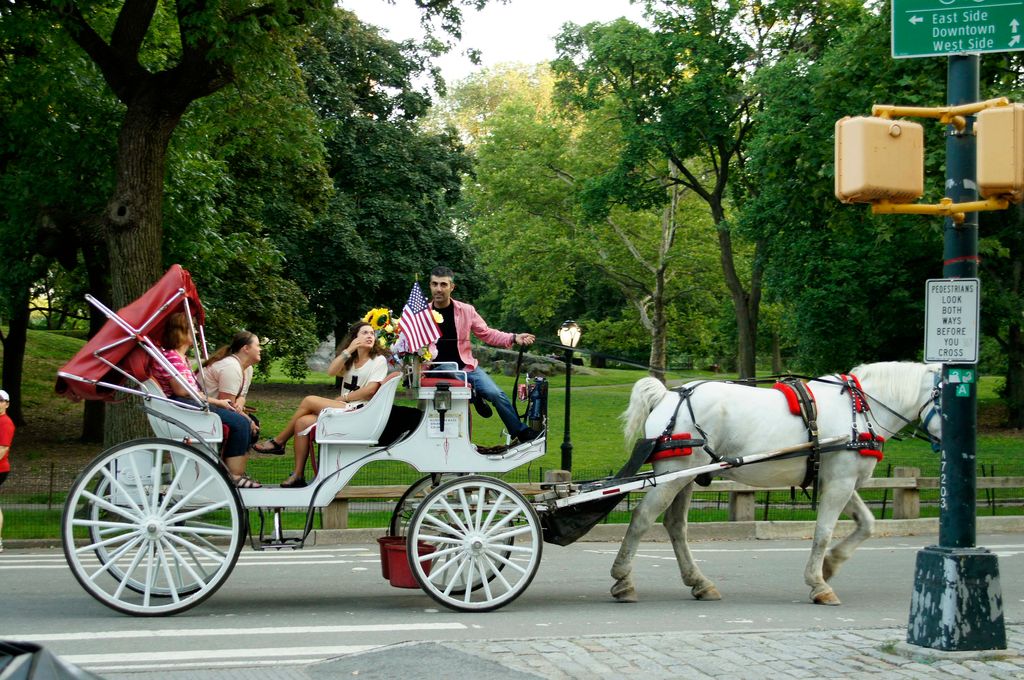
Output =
[{"x1": 340, "y1": 0, "x2": 647, "y2": 83}]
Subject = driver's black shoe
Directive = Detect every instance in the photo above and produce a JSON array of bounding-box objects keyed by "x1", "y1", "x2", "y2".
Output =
[
  {"x1": 516, "y1": 427, "x2": 539, "y2": 443},
  {"x1": 473, "y1": 396, "x2": 493, "y2": 418}
]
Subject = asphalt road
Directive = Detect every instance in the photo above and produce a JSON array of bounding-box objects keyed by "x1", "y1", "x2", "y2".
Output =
[{"x1": 2, "y1": 534, "x2": 1023, "y2": 676}]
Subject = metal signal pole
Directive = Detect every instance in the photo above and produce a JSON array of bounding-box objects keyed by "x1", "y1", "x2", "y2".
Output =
[{"x1": 905, "y1": 54, "x2": 1006, "y2": 652}]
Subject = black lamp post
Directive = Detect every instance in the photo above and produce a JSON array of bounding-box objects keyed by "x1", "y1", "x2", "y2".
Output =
[{"x1": 557, "y1": 320, "x2": 581, "y2": 472}]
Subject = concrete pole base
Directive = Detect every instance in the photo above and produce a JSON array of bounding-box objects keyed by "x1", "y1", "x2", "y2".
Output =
[{"x1": 907, "y1": 545, "x2": 1007, "y2": 651}]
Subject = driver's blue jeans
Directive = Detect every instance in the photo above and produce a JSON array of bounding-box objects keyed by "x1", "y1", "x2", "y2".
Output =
[{"x1": 466, "y1": 367, "x2": 527, "y2": 437}]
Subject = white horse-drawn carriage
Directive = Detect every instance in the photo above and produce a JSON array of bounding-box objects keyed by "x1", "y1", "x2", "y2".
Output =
[{"x1": 55, "y1": 266, "x2": 944, "y2": 616}]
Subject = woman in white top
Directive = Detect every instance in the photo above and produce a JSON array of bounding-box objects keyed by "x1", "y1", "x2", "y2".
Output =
[
  {"x1": 200, "y1": 331, "x2": 262, "y2": 445},
  {"x1": 253, "y1": 321, "x2": 389, "y2": 487}
]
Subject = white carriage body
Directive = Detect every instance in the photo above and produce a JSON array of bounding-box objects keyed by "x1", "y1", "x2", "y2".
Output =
[{"x1": 138, "y1": 369, "x2": 545, "y2": 509}]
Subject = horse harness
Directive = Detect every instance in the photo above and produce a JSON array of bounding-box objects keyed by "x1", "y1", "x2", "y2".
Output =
[{"x1": 648, "y1": 374, "x2": 889, "y2": 508}]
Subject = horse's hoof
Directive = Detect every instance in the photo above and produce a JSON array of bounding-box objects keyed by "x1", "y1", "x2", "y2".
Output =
[
  {"x1": 692, "y1": 584, "x2": 721, "y2": 601},
  {"x1": 812, "y1": 588, "x2": 841, "y2": 606},
  {"x1": 611, "y1": 579, "x2": 638, "y2": 603}
]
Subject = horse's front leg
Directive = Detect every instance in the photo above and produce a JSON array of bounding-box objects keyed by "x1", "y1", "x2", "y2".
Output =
[
  {"x1": 663, "y1": 483, "x2": 720, "y2": 600},
  {"x1": 804, "y1": 479, "x2": 858, "y2": 606},
  {"x1": 611, "y1": 482, "x2": 682, "y2": 603},
  {"x1": 822, "y1": 490, "x2": 874, "y2": 582}
]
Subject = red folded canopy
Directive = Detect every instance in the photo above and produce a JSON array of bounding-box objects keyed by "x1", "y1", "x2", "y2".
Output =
[{"x1": 55, "y1": 265, "x2": 205, "y2": 402}]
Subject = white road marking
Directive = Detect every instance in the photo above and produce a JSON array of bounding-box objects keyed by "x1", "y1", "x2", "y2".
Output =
[
  {"x1": 63, "y1": 645, "x2": 379, "y2": 666},
  {"x1": 586, "y1": 543, "x2": 1024, "y2": 554},
  {"x1": 15, "y1": 622, "x2": 466, "y2": 643}
]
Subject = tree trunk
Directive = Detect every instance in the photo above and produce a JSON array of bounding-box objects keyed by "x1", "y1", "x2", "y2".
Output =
[
  {"x1": 1006, "y1": 322, "x2": 1024, "y2": 428},
  {"x1": 716, "y1": 226, "x2": 757, "y2": 378},
  {"x1": 648, "y1": 269, "x2": 667, "y2": 383},
  {"x1": 103, "y1": 103, "x2": 183, "y2": 447},
  {"x1": 771, "y1": 330, "x2": 783, "y2": 375},
  {"x1": 1, "y1": 283, "x2": 30, "y2": 426},
  {"x1": 81, "y1": 249, "x2": 109, "y2": 442}
]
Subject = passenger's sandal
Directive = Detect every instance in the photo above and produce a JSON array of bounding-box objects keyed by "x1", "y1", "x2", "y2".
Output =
[{"x1": 232, "y1": 474, "x2": 262, "y2": 488}]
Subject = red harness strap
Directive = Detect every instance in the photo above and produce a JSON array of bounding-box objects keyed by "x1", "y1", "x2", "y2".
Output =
[
  {"x1": 772, "y1": 382, "x2": 816, "y2": 417},
  {"x1": 647, "y1": 432, "x2": 696, "y2": 462},
  {"x1": 839, "y1": 373, "x2": 869, "y2": 413},
  {"x1": 856, "y1": 432, "x2": 886, "y2": 460}
]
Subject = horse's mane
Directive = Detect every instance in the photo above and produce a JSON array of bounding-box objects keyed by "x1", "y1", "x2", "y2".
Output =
[
  {"x1": 621, "y1": 377, "x2": 668, "y2": 446},
  {"x1": 847, "y1": 361, "x2": 938, "y2": 410}
]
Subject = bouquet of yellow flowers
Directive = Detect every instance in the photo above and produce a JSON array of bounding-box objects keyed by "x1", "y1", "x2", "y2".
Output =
[{"x1": 362, "y1": 306, "x2": 437, "y2": 361}]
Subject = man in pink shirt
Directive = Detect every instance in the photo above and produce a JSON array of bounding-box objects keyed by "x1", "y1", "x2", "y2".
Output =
[{"x1": 428, "y1": 266, "x2": 539, "y2": 443}]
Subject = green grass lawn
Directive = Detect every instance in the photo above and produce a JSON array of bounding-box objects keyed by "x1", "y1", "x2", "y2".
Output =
[{"x1": 3, "y1": 329, "x2": 1023, "y2": 540}]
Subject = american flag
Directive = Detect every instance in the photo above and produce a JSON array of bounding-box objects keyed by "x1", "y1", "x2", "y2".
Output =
[{"x1": 400, "y1": 282, "x2": 440, "y2": 352}]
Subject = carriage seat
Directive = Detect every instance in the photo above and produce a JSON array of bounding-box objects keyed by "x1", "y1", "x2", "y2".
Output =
[
  {"x1": 141, "y1": 379, "x2": 224, "y2": 445},
  {"x1": 314, "y1": 371, "x2": 403, "y2": 445}
]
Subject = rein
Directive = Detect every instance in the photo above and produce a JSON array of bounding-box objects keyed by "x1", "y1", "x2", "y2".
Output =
[{"x1": 809, "y1": 373, "x2": 942, "y2": 452}]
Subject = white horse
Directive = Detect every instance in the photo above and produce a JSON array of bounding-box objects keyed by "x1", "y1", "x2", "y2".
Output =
[{"x1": 614, "y1": 361, "x2": 942, "y2": 606}]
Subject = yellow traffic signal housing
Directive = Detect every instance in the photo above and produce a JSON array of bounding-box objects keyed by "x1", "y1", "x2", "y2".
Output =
[
  {"x1": 977, "y1": 104, "x2": 1024, "y2": 203},
  {"x1": 835, "y1": 116, "x2": 924, "y2": 204}
]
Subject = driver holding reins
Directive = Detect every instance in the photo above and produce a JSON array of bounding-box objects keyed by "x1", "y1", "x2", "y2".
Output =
[{"x1": 428, "y1": 266, "x2": 539, "y2": 444}]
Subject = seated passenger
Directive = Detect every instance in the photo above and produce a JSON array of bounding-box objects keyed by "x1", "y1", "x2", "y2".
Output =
[
  {"x1": 252, "y1": 321, "x2": 388, "y2": 487},
  {"x1": 151, "y1": 313, "x2": 261, "y2": 488},
  {"x1": 199, "y1": 331, "x2": 262, "y2": 448}
]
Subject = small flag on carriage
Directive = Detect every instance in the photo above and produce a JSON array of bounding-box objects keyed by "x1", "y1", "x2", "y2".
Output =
[{"x1": 400, "y1": 281, "x2": 440, "y2": 352}]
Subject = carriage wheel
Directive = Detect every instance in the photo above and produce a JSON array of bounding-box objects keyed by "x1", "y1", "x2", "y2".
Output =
[
  {"x1": 62, "y1": 438, "x2": 245, "y2": 616},
  {"x1": 407, "y1": 476, "x2": 542, "y2": 612}
]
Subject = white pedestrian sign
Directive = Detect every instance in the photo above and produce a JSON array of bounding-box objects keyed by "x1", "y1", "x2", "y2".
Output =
[{"x1": 924, "y1": 278, "x2": 980, "y2": 363}]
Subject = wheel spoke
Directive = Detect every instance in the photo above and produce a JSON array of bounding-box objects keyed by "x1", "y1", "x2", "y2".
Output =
[
  {"x1": 163, "y1": 529, "x2": 228, "y2": 565},
  {"x1": 167, "y1": 499, "x2": 230, "y2": 524},
  {"x1": 438, "y1": 496, "x2": 471, "y2": 535},
  {"x1": 157, "y1": 453, "x2": 195, "y2": 514},
  {"x1": 77, "y1": 528, "x2": 139, "y2": 555},
  {"x1": 160, "y1": 537, "x2": 210, "y2": 589},
  {"x1": 87, "y1": 533, "x2": 144, "y2": 582},
  {"x1": 126, "y1": 452, "x2": 157, "y2": 515},
  {"x1": 81, "y1": 487, "x2": 143, "y2": 523},
  {"x1": 72, "y1": 518, "x2": 138, "y2": 531},
  {"x1": 483, "y1": 547, "x2": 529, "y2": 575},
  {"x1": 166, "y1": 525, "x2": 234, "y2": 537},
  {"x1": 487, "y1": 524, "x2": 534, "y2": 544},
  {"x1": 483, "y1": 504, "x2": 524, "y2": 536},
  {"x1": 421, "y1": 511, "x2": 466, "y2": 538},
  {"x1": 154, "y1": 540, "x2": 182, "y2": 604},
  {"x1": 111, "y1": 540, "x2": 150, "y2": 600},
  {"x1": 162, "y1": 474, "x2": 219, "y2": 516}
]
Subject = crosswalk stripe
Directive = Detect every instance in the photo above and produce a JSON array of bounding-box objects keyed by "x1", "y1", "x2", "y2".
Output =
[
  {"x1": 15, "y1": 622, "x2": 466, "y2": 643},
  {"x1": 64, "y1": 644, "x2": 379, "y2": 666}
]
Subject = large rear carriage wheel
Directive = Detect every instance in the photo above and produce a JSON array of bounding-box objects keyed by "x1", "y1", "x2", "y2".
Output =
[
  {"x1": 62, "y1": 438, "x2": 245, "y2": 616},
  {"x1": 407, "y1": 476, "x2": 541, "y2": 612}
]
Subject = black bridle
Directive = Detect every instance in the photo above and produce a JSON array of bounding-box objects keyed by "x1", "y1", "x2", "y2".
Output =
[{"x1": 824, "y1": 371, "x2": 942, "y2": 452}]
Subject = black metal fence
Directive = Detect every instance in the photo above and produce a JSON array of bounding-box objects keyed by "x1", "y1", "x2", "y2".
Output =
[{"x1": 2, "y1": 458, "x2": 1022, "y2": 541}]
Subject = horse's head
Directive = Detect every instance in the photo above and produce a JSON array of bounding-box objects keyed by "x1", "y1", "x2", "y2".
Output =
[{"x1": 849, "y1": 361, "x2": 942, "y2": 451}]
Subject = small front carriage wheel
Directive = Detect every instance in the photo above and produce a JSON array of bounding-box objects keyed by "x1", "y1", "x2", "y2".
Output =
[
  {"x1": 407, "y1": 475, "x2": 542, "y2": 612},
  {"x1": 62, "y1": 438, "x2": 245, "y2": 616}
]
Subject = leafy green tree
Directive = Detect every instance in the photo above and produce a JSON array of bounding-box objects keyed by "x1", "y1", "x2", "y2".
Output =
[
  {"x1": 449, "y1": 64, "x2": 722, "y2": 376},
  {"x1": 741, "y1": 7, "x2": 946, "y2": 374},
  {"x1": 289, "y1": 9, "x2": 474, "y2": 340},
  {"x1": 551, "y1": 0, "x2": 864, "y2": 378}
]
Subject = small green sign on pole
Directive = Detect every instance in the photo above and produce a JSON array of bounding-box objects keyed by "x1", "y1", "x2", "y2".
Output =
[{"x1": 893, "y1": 0, "x2": 1024, "y2": 58}]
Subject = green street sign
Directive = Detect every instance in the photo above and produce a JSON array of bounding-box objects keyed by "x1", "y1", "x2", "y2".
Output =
[
  {"x1": 955, "y1": 384, "x2": 971, "y2": 397},
  {"x1": 893, "y1": 0, "x2": 1024, "y2": 58},
  {"x1": 948, "y1": 368, "x2": 976, "y2": 384}
]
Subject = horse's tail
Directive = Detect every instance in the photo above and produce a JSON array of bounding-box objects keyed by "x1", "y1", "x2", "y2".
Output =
[{"x1": 621, "y1": 377, "x2": 669, "y2": 445}]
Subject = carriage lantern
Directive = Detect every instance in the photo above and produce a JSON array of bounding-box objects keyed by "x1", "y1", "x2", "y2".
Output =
[
  {"x1": 432, "y1": 381, "x2": 452, "y2": 432},
  {"x1": 557, "y1": 321, "x2": 582, "y2": 472}
]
